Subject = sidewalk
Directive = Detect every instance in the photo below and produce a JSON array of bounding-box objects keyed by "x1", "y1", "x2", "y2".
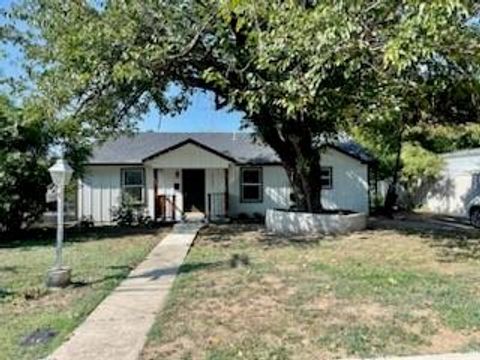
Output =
[
  {"x1": 48, "y1": 222, "x2": 203, "y2": 360},
  {"x1": 351, "y1": 352, "x2": 480, "y2": 360}
]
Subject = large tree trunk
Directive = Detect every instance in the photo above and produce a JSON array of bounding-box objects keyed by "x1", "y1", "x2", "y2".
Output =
[
  {"x1": 252, "y1": 115, "x2": 323, "y2": 212},
  {"x1": 384, "y1": 128, "x2": 404, "y2": 216},
  {"x1": 282, "y1": 133, "x2": 323, "y2": 212}
]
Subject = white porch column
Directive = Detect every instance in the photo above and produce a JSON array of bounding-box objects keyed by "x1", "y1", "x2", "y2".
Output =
[{"x1": 145, "y1": 166, "x2": 155, "y2": 219}]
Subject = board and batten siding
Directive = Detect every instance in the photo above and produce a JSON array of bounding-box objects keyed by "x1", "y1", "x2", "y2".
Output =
[
  {"x1": 78, "y1": 147, "x2": 370, "y2": 223},
  {"x1": 78, "y1": 165, "x2": 153, "y2": 224},
  {"x1": 78, "y1": 166, "x2": 122, "y2": 223},
  {"x1": 155, "y1": 168, "x2": 182, "y2": 220}
]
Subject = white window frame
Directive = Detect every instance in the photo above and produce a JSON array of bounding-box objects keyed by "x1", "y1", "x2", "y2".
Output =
[
  {"x1": 240, "y1": 167, "x2": 263, "y2": 203},
  {"x1": 121, "y1": 168, "x2": 145, "y2": 205},
  {"x1": 321, "y1": 167, "x2": 333, "y2": 189}
]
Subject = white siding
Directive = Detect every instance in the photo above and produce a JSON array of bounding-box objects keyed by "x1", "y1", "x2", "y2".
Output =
[
  {"x1": 206, "y1": 169, "x2": 226, "y2": 194},
  {"x1": 79, "y1": 147, "x2": 370, "y2": 223},
  {"x1": 78, "y1": 165, "x2": 152, "y2": 224},
  {"x1": 321, "y1": 148, "x2": 369, "y2": 214},
  {"x1": 145, "y1": 143, "x2": 230, "y2": 168},
  {"x1": 425, "y1": 154, "x2": 480, "y2": 217},
  {"x1": 78, "y1": 166, "x2": 122, "y2": 224},
  {"x1": 228, "y1": 148, "x2": 369, "y2": 216},
  {"x1": 206, "y1": 168, "x2": 227, "y2": 218},
  {"x1": 229, "y1": 165, "x2": 291, "y2": 216},
  {"x1": 156, "y1": 168, "x2": 183, "y2": 219}
]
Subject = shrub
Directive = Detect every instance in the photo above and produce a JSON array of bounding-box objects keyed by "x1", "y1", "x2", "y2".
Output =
[
  {"x1": 112, "y1": 195, "x2": 152, "y2": 227},
  {"x1": 253, "y1": 212, "x2": 265, "y2": 223},
  {"x1": 79, "y1": 216, "x2": 94, "y2": 228},
  {"x1": 237, "y1": 212, "x2": 250, "y2": 220}
]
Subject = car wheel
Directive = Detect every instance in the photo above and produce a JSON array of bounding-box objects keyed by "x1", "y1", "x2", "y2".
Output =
[{"x1": 470, "y1": 207, "x2": 480, "y2": 228}]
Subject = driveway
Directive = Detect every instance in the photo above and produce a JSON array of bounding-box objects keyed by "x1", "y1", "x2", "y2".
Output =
[{"x1": 369, "y1": 212, "x2": 477, "y2": 234}]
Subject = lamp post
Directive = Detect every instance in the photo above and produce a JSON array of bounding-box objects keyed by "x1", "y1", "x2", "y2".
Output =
[{"x1": 46, "y1": 158, "x2": 73, "y2": 288}]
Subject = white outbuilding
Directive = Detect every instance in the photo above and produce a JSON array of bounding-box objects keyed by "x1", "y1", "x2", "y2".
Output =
[{"x1": 424, "y1": 148, "x2": 480, "y2": 225}]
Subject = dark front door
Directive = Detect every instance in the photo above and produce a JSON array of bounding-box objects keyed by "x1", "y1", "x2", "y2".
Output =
[{"x1": 182, "y1": 169, "x2": 205, "y2": 212}]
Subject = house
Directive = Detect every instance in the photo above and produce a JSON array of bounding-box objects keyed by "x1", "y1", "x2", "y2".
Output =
[
  {"x1": 77, "y1": 132, "x2": 374, "y2": 224},
  {"x1": 424, "y1": 148, "x2": 480, "y2": 224}
]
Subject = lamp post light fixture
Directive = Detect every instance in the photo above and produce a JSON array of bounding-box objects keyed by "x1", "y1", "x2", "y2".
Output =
[{"x1": 46, "y1": 158, "x2": 74, "y2": 288}]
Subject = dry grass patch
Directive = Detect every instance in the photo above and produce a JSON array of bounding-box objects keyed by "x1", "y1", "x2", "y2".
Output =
[{"x1": 142, "y1": 223, "x2": 480, "y2": 360}]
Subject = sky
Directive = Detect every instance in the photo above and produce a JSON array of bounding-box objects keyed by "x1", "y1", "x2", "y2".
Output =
[
  {"x1": 0, "y1": 0, "x2": 245, "y2": 133},
  {"x1": 141, "y1": 92, "x2": 245, "y2": 133}
]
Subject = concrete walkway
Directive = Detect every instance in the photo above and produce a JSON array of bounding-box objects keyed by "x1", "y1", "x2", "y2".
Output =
[
  {"x1": 350, "y1": 352, "x2": 480, "y2": 360},
  {"x1": 48, "y1": 222, "x2": 203, "y2": 360}
]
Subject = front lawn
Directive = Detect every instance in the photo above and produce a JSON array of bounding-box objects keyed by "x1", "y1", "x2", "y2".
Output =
[
  {"x1": 0, "y1": 227, "x2": 169, "y2": 360},
  {"x1": 142, "y1": 221, "x2": 480, "y2": 360}
]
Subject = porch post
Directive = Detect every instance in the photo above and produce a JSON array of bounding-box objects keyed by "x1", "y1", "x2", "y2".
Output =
[
  {"x1": 153, "y1": 169, "x2": 158, "y2": 220},
  {"x1": 224, "y1": 168, "x2": 229, "y2": 216},
  {"x1": 207, "y1": 193, "x2": 211, "y2": 221},
  {"x1": 172, "y1": 195, "x2": 176, "y2": 221}
]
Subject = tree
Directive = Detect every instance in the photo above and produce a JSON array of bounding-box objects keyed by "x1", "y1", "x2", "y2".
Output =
[
  {"x1": 409, "y1": 123, "x2": 480, "y2": 154},
  {"x1": 0, "y1": 94, "x2": 90, "y2": 234},
  {"x1": 8, "y1": 1, "x2": 480, "y2": 212},
  {"x1": 352, "y1": 1, "x2": 480, "y2": 212},
  {"x1": 374, "y1": 72, "x2": 480, "y2": 211},
  {"x1": 400, "y1": 142, "x2": 444, "y2": 209},
  {"x1": 0, "y1": 96, "x2": 51, "y2": 232}
]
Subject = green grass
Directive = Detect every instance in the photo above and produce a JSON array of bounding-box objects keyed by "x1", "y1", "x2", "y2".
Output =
[
  {"x1": 141, "y1": 224, "x2": 480, "y2": 360},
  {"x1": 0, "y1": 227, "x2": 167, "y2": 360},
  {"x1": 305, "y1": 261, "x2": 480, "y2": 329}
]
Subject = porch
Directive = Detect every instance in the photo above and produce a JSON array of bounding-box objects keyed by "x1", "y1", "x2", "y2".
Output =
[
  {"x1": 143, "y1": 139, "x2": 234, "y2": 223},
  {"x1": 152, "y1": 167, "x2": 229, "y2": 222},
  {"x1": 154, "y1": 191, "x2": 228, "y2": 223}
]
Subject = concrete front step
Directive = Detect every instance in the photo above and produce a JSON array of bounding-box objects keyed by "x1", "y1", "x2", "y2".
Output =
[{"x1": 182, "y1": 211, "x2": 206, "y2": 223}]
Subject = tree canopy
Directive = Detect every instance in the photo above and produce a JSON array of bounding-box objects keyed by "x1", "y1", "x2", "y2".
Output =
[
  {"x1": 0, "y1": 96, "x2": 51, "y2": 232},
  {"x1": 6, "y1": 0, "x2": 480, "y2": 212}
]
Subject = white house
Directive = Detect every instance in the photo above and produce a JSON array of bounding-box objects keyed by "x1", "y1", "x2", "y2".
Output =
[
  {"x1": 77, "y1": 133, "x2": 374, "y2": 224},
  {"x1": 424, "y1": 148, "x2": 480, "y2": 224}
]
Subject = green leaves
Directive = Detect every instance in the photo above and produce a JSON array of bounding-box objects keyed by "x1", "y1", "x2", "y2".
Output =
[
  {"x1": 401, "y1": 142, "x2": 444, "y2": 181},
  {"x1": 3, "y1": 0, "x2": 480, "y2": 212},
  {"x1": 383, "y1": 1, "x2": 473, "y2": 74},
  {"x1": 0, "y1": 95, "x2": 51, "y2": 231},
  {"x1": 7, "y1": 0, "x2": 478, "y2": 138}
]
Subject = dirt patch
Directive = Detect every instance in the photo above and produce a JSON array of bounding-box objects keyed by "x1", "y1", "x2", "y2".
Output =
[
  {"x1": 142, "y1": 337, "x2": 196, "y2": 360},
  {"x1": 421, "y1": 328, "x2": 478, "y2": 354}
]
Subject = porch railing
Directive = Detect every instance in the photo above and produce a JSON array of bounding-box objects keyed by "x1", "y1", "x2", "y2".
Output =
[
  {"x1": 155, "y1": 194, "x2": 176, "y2": 221},
  {"x1": 207, "y1": 192, "x2": 228, "y2": 220}
]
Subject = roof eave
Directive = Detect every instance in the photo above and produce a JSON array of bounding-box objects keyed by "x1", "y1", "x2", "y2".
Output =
[
  {"x1": 141, "y1": 138, "x2": 239, "y2": 163},
  {"x1": 87, "y1": 162, "x2": 144, "y2": 166}
]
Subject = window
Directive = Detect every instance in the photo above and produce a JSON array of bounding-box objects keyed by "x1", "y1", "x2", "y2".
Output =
[
  {"x1": 321, "y1": 167, "x2": 333, "y2": 189},
  {"x1": 240, "y1": 167, "x2": 263, "y2": 202},
  {"x1": 121, "y1": 168, "x2": 145, "y2": 204}
]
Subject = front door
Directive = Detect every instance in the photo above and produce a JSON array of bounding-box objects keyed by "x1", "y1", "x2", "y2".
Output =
[{"x1": 182, "y1": 169, "x2": 205, "y2": 212}]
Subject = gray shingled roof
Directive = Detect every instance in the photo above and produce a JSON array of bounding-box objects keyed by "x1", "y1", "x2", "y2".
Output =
[{"x1": 88, "y1": 132, "x2": 374, "y2": 165}]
